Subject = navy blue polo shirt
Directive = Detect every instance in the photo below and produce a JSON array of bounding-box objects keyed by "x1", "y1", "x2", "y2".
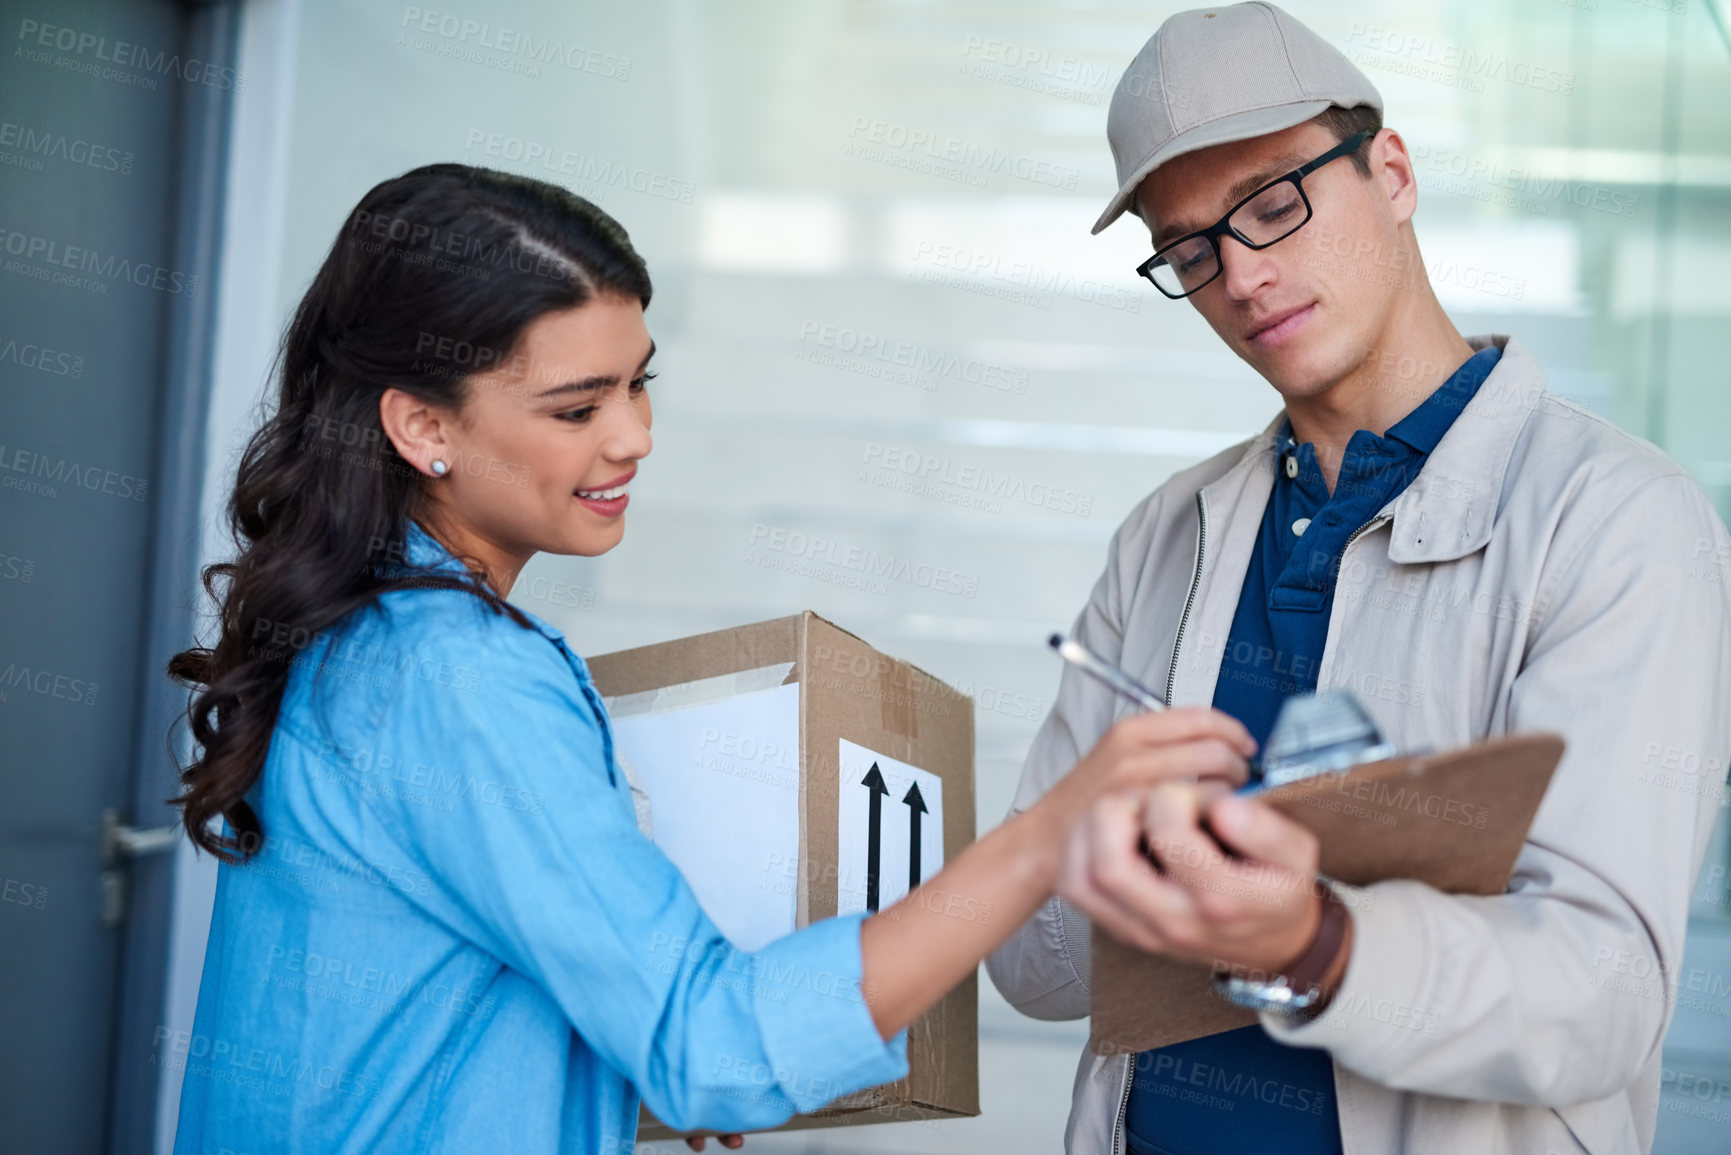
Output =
[{"x1": 1122, "y1": 344, "x2": 1500, "y2": 1155}]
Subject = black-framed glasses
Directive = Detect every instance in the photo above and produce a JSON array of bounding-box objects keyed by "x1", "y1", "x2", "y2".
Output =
[{"x1": 1136, "y1": 129, "x2": 1374, "y2": 300}]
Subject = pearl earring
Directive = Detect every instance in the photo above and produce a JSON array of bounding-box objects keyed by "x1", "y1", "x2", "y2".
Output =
[{"x1": 431, "y1": 459, "x2": 449, "y2": 476}]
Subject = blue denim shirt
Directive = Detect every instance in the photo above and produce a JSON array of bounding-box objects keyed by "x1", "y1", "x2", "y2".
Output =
[{"x1": 172, "y1": 524, "x2": 909, "y2": 1154}]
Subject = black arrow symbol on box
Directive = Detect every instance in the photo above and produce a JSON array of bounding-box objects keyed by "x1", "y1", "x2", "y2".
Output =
[
  {"x1": 903, "y1": 782, "x2": 926, "y2": 893},
  {"x1": 863, "y1": 763, "x2": 888, "y2": 912}
]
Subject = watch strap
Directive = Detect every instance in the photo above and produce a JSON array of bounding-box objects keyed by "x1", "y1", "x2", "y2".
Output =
[
  {"x1": 1209, "y1": 882, "x2": 1350, "y2": 1016},
  {"x1": 1282, "y1": 882, "x2": 1349, "y2": 996}
]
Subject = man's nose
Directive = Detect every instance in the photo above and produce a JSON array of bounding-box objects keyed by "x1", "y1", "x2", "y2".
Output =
[{"x1": 1216, "y1": 234, "x2": 1279, "y2": 300}]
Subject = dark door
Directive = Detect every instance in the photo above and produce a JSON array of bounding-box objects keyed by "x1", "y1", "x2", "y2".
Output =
[{"x1": 0, "y1": 1, "x2": 237, "y2": 1150}]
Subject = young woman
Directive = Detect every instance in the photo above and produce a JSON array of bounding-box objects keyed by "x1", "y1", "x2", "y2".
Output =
[{"x1": 168, "y1": 164, "x2": 1254, "y2": 1154}]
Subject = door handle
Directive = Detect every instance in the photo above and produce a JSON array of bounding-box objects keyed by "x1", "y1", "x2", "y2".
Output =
[
  {"x1": 98, "y1": 808, "x2": 181, "y2": 928},
  {"x1": 101, "y1": 808, "x2": 181, "y2": 862}
]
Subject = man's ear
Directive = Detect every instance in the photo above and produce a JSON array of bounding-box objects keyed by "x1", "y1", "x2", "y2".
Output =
[
  {"x1": 1372, "y1": 128, "x2": 1419, "y2": 228},
  {"x1": 379, "y1": 387, "x2": 453, "y2": 477}
]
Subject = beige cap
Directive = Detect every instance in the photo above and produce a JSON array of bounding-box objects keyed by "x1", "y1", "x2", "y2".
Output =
[{"x1": 1092, "y1": 1, "x2": 1381, "y2": 235}]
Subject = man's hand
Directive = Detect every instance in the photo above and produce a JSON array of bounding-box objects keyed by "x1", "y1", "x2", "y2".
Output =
[{"x1": 1058, "y1": 782, "x2": 1350, "y2": 989}]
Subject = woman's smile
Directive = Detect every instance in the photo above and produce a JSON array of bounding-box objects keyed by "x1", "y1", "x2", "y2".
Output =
[{"x1": 575, "y1": 468, "x2": 634, "y2": 517}]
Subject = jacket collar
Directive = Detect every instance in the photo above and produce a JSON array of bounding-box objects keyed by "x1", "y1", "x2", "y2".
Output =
[
  {"x1": 1386, "y1": 333, "x2": 1536, "y2": 563},
  {"x1": 1212, "y1": 333, "x2": 1537, "y2": 564}
]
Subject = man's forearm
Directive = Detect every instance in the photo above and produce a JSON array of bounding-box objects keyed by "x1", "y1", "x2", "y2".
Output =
[{"x1": 1262, "y1": 871, "x2": 1677, "y2": 1105}]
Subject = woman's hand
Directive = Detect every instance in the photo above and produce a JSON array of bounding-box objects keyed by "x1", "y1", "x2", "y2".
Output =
[
  {"x1": 684, "y1": 1134, "x2": 744, "y2": 1151},
  {"x1": 854, "y1": 707, "x2": 1255, "y2": 1042},
  {"x1": 1030, "y1": 707, "x2": 1255, "y2": 854}
]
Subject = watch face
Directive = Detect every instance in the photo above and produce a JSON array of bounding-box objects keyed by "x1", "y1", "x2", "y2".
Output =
[{"x1": 1211, "y1": 972, "x2": 1321, "y2": 1015}]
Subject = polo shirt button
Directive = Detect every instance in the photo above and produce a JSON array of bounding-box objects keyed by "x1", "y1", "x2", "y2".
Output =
[
  {"x1": 1284, "y1": 455, "x2": 1299, "y2": 479},
  {"x1": 1292, "y1": 518, "x2": 1311, "y2": 536}
]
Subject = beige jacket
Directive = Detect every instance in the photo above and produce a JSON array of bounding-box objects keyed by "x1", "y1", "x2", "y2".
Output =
[{"x1": 985, "y1": 334, "x2": 1731, "y2": 1155}]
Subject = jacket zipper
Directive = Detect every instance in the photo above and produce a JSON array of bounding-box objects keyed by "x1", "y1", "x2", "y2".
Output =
[
  {"x1": 1316, "y1": 513, "x2": 1388, "y2": 686},
  {"x1": 1334, "y1": 513, "x2": 1387, "y2": 602},
  {"x1": 1164, "y1": 490, "x2": 1209, "y2": 706},
  {"x1": 1113, "y1": 493, "x2": 1206, "y2": 1155},
  {"x1": 1110, "y1": 1053, "x2": 1133, "y2": 1155},
  {"x1": 1340, "y1": 513, "x2": 1381, "y2": 560},
  {"x1": 1116, "y1": 490, "x2": 1211, "y2": 1152},
  {"x1": 1114, "y1": 501, "x2": 1380, "y2": 1154}
]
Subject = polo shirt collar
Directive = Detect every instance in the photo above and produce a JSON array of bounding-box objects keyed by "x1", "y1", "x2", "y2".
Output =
[
  {"x1": 1271, "y1": 343, "x2": 1499, "y2": 460},
  {"x1": 1225, "y1": 334, "x2": 1546, "y2": 564},
  {"x1": 1382, "y1": 344, "x2": 1501, "y2": 456}
]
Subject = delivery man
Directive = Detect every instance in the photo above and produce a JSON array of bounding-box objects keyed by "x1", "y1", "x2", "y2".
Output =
[{"x1": 986, "y1": 3, "x2": 1731, "y2": 1153}]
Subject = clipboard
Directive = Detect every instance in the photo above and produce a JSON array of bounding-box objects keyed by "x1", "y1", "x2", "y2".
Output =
[{"x1": 1088, "y1": 732, "x2": 1565, "y2": 1054}]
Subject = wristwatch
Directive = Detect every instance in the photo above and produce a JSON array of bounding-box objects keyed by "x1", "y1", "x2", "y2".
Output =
[{"x1": 1211, "y1": 883, "x2": 1349, "y2": 1017}]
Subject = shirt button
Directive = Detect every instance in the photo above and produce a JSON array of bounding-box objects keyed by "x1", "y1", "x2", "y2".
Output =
[
  {"x1": 1284, "y1": 455, "x2": 1299, "y2": 479},
  {"x1": 1292, "y1": 518, "x2": 1311, "y2": 536}
]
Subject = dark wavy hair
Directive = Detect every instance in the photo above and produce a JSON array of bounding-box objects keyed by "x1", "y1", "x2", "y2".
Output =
[{"x1": 168, "y1": 163, "x2": 653, "y2": 862}]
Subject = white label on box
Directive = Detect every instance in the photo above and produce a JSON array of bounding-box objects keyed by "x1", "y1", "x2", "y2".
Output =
[
  {"x1": 607, "y1": 681, "x2": 801, "y2": 951},
  {"x1": 837, "y1": 739, "x2": 943, "y2": 916}
]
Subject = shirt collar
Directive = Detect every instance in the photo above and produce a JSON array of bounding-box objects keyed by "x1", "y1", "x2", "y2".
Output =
[
  {"x1": 403, "y1": 520, "x2": 471, "y2": 575},
  {"x1": 1382, "y1": 344, "x2": 1502, "y2": 456},
  {"x1": 1272, "y1": 344, "x2": 1501, "y2": 461},
  {"x1": 1227, "y1": 334, "x2": 1546, "y2": 564},
  {"x1": 399, "y1": 520, "x2": 570, "y2": 645}
]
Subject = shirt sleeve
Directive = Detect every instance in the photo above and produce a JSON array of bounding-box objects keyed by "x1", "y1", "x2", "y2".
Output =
[
  {"x1": 1261, "y1": 471, "x2": 1731, "y2": 1106},
  {"x1": 320, "y1": 603, "x2": 909, "y2": 1133}
]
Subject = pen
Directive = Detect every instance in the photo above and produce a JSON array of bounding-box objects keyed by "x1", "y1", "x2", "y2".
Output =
[
  {"x1": 1047, "y1": 632, "x2": 1264, "y2": 870},
  {"x1": 1048, "y1": 634, "x2": 1168, "y2": 713},
  {"x1": 1047, "y1": 632, "x2": 1265, "y2": 799},
  {"x1": 1048, "y1": 633, "x2": 1247, "y2": 867}
]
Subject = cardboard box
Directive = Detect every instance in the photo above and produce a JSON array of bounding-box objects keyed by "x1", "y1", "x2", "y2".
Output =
[{"x1": 585, "y1": 611, "x2": 979, "y2": 1139}]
